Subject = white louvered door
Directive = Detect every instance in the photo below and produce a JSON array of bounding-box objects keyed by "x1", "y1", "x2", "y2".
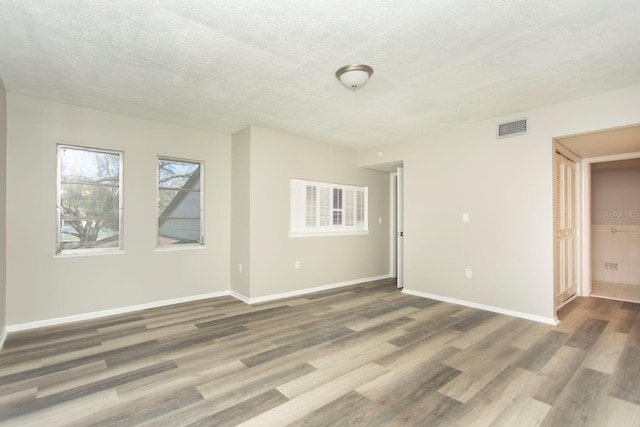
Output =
[{"x1": 554, "y1": 152, "x2": 577, "y2": 308}]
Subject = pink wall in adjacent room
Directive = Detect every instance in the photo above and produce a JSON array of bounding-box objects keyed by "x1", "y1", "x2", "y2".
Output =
[{"x1": 591, "y1": 167, "x2": 640, "y2": 226}]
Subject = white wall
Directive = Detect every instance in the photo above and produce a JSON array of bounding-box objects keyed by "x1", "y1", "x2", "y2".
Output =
[
  {"x1": 231, "y1": 127, "x2": 251, "y2": 297},
  {"x1": 0, "y1": 77, "x2": 6, "y2": 336},
  {"x1": 359, "y1": 84, "x2": 640, "y2": 321},
  {"x1": 6, "y1": 95, "x2": 231, "y2": 325},
  {"x1": 246, "y1": 127, "x2": 390, "y2": 299}
]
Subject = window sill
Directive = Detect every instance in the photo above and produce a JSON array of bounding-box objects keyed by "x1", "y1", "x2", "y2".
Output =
[
  {"x1": 54, "y1": 250, "x2": 126, "y2": 259},
  {"x1": 154, "y1": 244, "x2": 207, "y2": 252},
  {"x1": 289, "y1": 230, "x2": 370, "y2": 238}
]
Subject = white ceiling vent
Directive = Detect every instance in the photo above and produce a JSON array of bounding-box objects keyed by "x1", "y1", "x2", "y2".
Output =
[{"x1": 497, "y1": 118, "x2": 528, "y2": 139}]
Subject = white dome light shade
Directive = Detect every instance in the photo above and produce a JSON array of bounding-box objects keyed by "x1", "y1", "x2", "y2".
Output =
[{"x1": 335, "y1": 64, "x2": 373, "y2": 91}]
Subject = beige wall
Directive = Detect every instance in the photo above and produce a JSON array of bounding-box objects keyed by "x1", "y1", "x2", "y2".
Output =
[
  {"x1": 592, "y1": 225, "x2": 640, "y2": 286},
  {"x1": 231, "y1": 127, "x2": 251, "y2": 297},
  {"x1": 359, "y1": 84, "x2": 640, "y2": 321},
  {"x1": 0, "y1": 78, "x2": 6, "y2": 334},
  {"x1": 246, "y1": 126, "x2": 390, "y2": 298},
  {"x1": 591, "y1": 167, "x2": 640, "y2": 226},
  {"x1": 6, "y1": 95, "x2": 231, "y2": 325}
]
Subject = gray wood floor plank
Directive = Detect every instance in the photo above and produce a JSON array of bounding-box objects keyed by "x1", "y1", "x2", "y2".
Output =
[
  {"x1": 611, "y1": 306, "x2": 638, "y2": 334},
  {"x1": 187, "y1": 388, "x2": 288, "y2": 427},
  {"x1": 515, "y1": 330, "x2": 569, "y2": 372},
  {"x1": 388, "y1": 315, "x2": 462, "y2": 347},
  {"x1": 532, "y1": 345, "x2": 587, "y2": 406},
  {"x1": 609, "y1": 343, "x2": 640, "y2": 405},
  {"x1": 448, "y1": 309, "x2": 496, "y2": 333},
  {"x1": 0, "y1": 361, "x2": 177, "y2": 422},
  {"x1": 565, "y1": 318, "x2": 609, "y2": 351},
  {"x1": 290, "y1": 390, "x2": 371, "y2": 427},
  {"x1": 241, "y1": 327, "x2": 354, "y2": 367},
  {"x1": 390, "y1": 391, "x2": 462, "y2": 427},
  {"x1": 70, "y1": 386, "x2": 204, "y2": 427},
  {"x1": 540, "y1": 367, "x2": 609, "y2": 427},
  {"x1": 0, "y1": 285, "x2": 639, "y2": 425}
]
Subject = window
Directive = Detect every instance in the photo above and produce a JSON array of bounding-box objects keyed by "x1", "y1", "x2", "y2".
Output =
[
  {"x1": 57, "y1": 145, "x2": 123, "y2": 254},
  {"x1": 157, "y1": 157, "x2": 204, "y2": 247},
  {"x1": 290, "y1": 179, "x2": 368, "y2": 237}
]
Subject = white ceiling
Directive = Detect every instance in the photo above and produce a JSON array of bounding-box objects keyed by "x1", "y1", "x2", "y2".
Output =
[{"x1": 0, "y1": 0, "x2": 639, "y2": 149}]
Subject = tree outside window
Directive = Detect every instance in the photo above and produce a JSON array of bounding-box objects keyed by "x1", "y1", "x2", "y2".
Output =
[{"x1": 57, "y1": 146, "x2": 123, "y2": 254}]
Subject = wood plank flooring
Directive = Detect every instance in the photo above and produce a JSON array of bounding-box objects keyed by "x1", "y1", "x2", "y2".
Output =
[{"x1": 1, "y1": 279, "x2": 639, "y2": 426}]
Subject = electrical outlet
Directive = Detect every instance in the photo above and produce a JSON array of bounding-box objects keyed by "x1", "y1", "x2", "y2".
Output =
[
  {"x1": 295, "y1": 261, "x2": 301, "y2": 270},
  {"x1": 238, "y1": 264, "x2": 243, "y2": 273},
  {"x1": 465, "y1": 268, "x2": 472, "y2": 278},
  {"x1": 605, "y1": 262, "x2": 618, "y2": 271}
]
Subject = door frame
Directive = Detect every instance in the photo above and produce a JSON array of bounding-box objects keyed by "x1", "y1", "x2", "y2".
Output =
[
  {"x1": 390, "y1": 171, "x2": 397, "y2": 279},
  {"x1": 390, "y1": 167, "x2": 404, "y2": 288},
  {"x1": 579, "y1": 150, "x2": 640, "y2": 299}
]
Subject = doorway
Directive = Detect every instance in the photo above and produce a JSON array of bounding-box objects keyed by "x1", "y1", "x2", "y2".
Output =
[
  {"x1": 555, "y1": 124, "x2": 640, "y2": 306},
  {"x1": 391, "y1": 166, "x2": 404, "y2": 288},
  {"x1": 589, "y1": 158, "x2": 640, "y2": 303}
]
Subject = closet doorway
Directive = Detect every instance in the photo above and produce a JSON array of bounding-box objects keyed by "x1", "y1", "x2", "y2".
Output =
[
  {"x1": 590, "y1": 158, "x2": 640, "y2": 303},
  {"x1": 556, "y1": 124, "x2": 640, "y2": 305}
]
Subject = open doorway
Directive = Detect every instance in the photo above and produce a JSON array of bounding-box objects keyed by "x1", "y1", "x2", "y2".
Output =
[
  {"x1": 589, "y1": 158, "x2": 640, "y2": 303},
  {"x1": 556, "y1": 124, "x2": 640, "y2": 306},
  {"x1": 390, "y1": 166, "x2": 404, "y2": 288}
]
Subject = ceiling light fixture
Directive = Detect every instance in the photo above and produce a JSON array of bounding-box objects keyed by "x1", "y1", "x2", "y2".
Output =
[{"x1": 335, "y1": 64, "x2": 373, "y2": 91}]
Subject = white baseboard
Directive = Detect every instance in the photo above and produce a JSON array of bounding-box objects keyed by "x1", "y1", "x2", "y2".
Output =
[
  {"x1": 237, "y1": 275, "x2": 393, "y2": 305},
  {"x1": 401, "y1": 288, "x2": 558, "y2": 325},
  {"x1": 4, "y1": 275, "x2": 394, "y2": 334},
  {"x1": 6, "y1": 291, "x2": 231, "y2": 333},
  {"x1": 230, "y1": 290, "x2": 250, "y2": 304},
  {"x1": 0, "y1": 328, "x2": 7, "y2": 350}
]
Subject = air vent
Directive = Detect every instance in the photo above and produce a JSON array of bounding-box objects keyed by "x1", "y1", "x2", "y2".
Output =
[{"x1": 497, "y1": 118, "x2": 528, "y2": 138}]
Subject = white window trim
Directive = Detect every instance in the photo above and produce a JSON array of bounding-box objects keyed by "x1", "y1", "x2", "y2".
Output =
[
  {"x1": 290, "y1": 179, "x2": 369, "y2": 238},
  {"x1": 156, "y1": 156, "x2": 205, "y2": 249},
  {"x1": 56, "y1": 145, "x2": 124, "y2": 256}
]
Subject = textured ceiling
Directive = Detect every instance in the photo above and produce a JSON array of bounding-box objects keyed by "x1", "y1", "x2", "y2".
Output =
[{"x1": 0, "y1": 0, "x2": 639, "y2": 148}]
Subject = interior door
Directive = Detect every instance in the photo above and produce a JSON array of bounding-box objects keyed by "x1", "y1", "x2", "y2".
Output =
[
  {"x1": 396, "y1": 167, "x2": 404, "y2": 288},
  {"x1": 554, "y1": 152, "x2": 577, "y2": 307}
]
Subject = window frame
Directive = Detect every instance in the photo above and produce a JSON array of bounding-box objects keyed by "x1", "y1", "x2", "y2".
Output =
[
  {"x1": 156, "y1": 156, "x2": 205, "y2": 249},
  {"x1": 290, "y1": 179, "x2": 369, "y2": 237},
  {"x1": 56, "y1": 144, "x2": 124, "y2": 256}
]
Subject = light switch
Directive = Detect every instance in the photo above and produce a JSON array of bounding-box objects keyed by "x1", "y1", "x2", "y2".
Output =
[{"x1": 463, "y1": 213, "x2": 470, "y2": 223}]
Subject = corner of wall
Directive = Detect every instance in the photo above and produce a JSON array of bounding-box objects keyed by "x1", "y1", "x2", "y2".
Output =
[
  {"x1": 230, "y1": 126, "x2": 252, "y2": 298},
  {"x1": 0, "y1": 75, "x2": 7, "y2": 345}
]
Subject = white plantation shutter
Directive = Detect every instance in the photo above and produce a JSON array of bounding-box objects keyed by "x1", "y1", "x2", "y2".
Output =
[
  {"x1": 320, "y1": 186, "x2": 331, "y2": 226},
  {"x1": 333, "y1": 188, "x2": 343, "y2": 225},
  {"x1": 290, "y1": 179, "x2": 368, "y2": 237},
  {"x1": 356, "y1": 189, "x2": 365, "y2": 227},
  {"x1": 345, "y1": 189, "x2": 354, "y2": 226},
  {"x1": 305, "y1": 185, "x2": 317, "y2": 227}
]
